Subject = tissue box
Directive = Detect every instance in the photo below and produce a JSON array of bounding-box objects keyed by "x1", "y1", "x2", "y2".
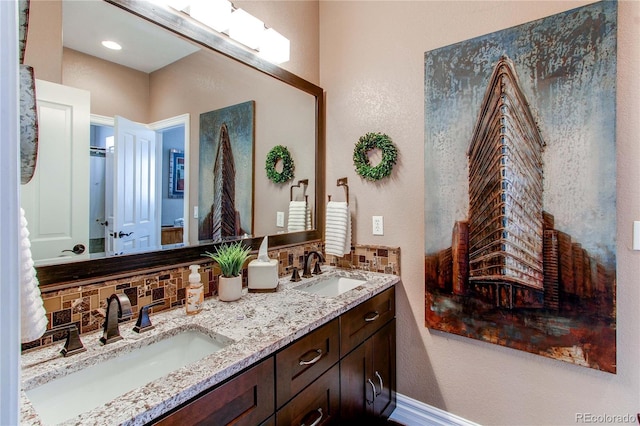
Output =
[{"x1": 247, "y1": 259, "x2": 278, "y2": 291}]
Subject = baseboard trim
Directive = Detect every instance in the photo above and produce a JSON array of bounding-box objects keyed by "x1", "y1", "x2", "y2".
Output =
[{"x1": 388, "y1": 393, "x2": 479, "y2": 426}]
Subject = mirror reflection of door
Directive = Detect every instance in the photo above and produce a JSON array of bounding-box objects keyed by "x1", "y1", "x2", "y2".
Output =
[{"x1": 89, "y1": 115, "x2": 188, "y2": 258}]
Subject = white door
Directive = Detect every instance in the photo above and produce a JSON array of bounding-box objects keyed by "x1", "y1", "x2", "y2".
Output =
[
  {"x1": 21, "y1": 80, "x2": 90, "y2": 265},
  {"x1": 105, "y1": 116, "x2": 159, "y2": 256}
]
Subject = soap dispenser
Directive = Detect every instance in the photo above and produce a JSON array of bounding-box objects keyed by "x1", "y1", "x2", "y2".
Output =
[
  {"x1": 186, "y1": 264, "x2": 204, "y2": 315},
  {"x1": 248, "y1": 236, "x2": 278, "y2": 292}
]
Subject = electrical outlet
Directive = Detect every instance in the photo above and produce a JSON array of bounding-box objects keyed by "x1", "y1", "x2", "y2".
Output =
[
  {"x1": 373, "y1": 216, "x2": 384, "y2": 235},
  {"x1": 276, "y1": 211, "x2": 285, "y2": 227}
]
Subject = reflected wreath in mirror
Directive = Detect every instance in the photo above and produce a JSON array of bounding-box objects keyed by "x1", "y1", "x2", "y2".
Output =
[{"x1": 266, "y1": 145, "x2": 295, "y2": 183}]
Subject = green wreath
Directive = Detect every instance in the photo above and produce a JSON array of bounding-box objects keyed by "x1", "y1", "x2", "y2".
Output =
[
  {"x1": 353, "y1": 132, "x2": 398, "y2": 181},
  {"x1": 265, "y1": 145, "x2": 295, "y2": 183}
]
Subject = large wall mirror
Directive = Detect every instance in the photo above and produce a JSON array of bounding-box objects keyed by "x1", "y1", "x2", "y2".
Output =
[{"x1": 24, "y1": 0, "x2": 325, "y2": 287}]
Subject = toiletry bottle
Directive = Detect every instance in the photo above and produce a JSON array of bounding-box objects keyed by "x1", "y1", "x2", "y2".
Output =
[{"x1": 186, "y1": 265, "x2": 204, "y2": 315}]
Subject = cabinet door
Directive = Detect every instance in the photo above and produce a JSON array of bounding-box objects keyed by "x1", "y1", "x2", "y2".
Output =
[
  {"x1": 276, "y1": 363, "x2": 340, "y2": 426},
  {"x1": 372, "y1": 319, "x2": 396, "y2": 418},
  {"x1": 339, "y1": 339, "x2": 371, "y2": 422},
  {"x1": 340, "y1": 319, "x2": 396, "y2": 422},
  {"x1": 154, "y1": 357, "x2": 275, "y2": 426}
]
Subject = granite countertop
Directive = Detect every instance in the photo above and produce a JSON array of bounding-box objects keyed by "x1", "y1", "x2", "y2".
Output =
[{"x1": 20, "y1": 267, "x2": 399, "y2": 425}]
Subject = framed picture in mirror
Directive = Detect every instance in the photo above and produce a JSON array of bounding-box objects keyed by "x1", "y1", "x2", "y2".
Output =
[{"x1": 169, "y1": 149, "x2": 184, "y2": 199}]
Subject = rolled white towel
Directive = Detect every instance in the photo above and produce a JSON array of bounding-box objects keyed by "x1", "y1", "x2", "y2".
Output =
[
  {"x1": 325, "y1": 201, "x2": 351, "y2": 257},
  {"x1": 19, "y1": 208, "x2": 48, "y2": 343},
  {"x1": 288, "y1": 200, "x2": 308, "y2": 232}
]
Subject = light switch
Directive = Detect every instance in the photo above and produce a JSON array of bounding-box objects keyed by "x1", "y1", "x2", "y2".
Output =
[
  {"x1": 193, "y1": 206, "x2": 199, "y2": 219},
  {"x1": 276, "y1": 211, "x2": 285, "y2": 227},
  {"x1": 633, "y1": 221, "x2": 640, "y2": 250}
]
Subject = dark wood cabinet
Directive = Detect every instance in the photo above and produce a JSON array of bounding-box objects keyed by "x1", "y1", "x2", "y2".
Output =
[
  {"x1": 152, "y1": 357, "x2": 274, "y2": 426},
  {"x1": 149, "y1": 285, "x2": 396, "y2": 426},
  {"x1": 340, "y1": 319, "x2": 396, "y2": 422},
  {"x1": 276, "y1": 364, "x2": 340, "y2": 426},
  {"x1": 340, "y1": 286, "x2": 395, "y2": 357},
  {"x1": 161, "y1": 227, "x2": 183, "y2": 245},
  {"x1": 276, "y1": 318, "x2": 340, "y2": 408}
]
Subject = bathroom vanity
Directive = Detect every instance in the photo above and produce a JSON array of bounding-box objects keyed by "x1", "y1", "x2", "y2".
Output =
[{"x1": 20, "y1": 269, "x2": 398, "y2": 425}]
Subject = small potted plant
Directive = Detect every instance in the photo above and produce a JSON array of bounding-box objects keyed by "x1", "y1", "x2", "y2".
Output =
[{"x1": 203, "y1": 241, "x2": 252, "y2": 302}]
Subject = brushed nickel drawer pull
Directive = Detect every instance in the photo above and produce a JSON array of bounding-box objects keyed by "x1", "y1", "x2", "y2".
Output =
[
  {"x1": 299, "y1": 349, "x2": 323, "y2": 366},
  {"x1": 375, "y1": 371, "x2": 384, "y2": 396},
  {"x1": 366, "y1": 379, "x2": 377, "y2": 405},
  {"x1": 301, "y1": 407, "x2": 323, "y2": 426},
  {"x1": 364, "y1": 311, "x2": 380, "y2": 322}
]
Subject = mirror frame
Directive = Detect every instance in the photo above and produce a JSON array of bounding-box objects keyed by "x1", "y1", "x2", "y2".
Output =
[{"x1": 35, "y1": 0, "x2": 325, "y2": 288}]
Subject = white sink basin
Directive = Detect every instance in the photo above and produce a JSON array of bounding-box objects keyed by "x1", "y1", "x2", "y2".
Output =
[
  {"x1": 295, "y1": 275, "x2": 366, "y2": 297},
  {"x1": 25, "y1": 329, "x2": 233, "y2": 425}
]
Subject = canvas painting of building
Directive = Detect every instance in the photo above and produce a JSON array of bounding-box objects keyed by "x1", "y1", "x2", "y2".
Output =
[
  {"x1": 424, "y1": 2, "x2": 617, "y2": 373},
  {"x1": 198, "y1": 101, "x2": 254, "y2": 242}
]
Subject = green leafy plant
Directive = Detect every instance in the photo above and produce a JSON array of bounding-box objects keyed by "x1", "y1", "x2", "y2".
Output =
[
  {"x1": 203, "y1": 241, "x2": 252, "y2": 278},
  {"x1": 353, "y1": 132, "x2": 398, "y2": 181}
]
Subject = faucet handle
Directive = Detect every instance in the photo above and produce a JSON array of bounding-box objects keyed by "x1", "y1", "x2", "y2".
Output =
[
  {"x1": 133, "y1": 300, "x2": 164, "y2": 333},
  {"x1": 290, "y1": 267, "x2": 301, "y2": 282},
  {"x1": 312, "y1": 261, "x2": 323, "y2": 275},
  {"x1": 43, "y1": 324, "x2": 87, "y2": 357}
]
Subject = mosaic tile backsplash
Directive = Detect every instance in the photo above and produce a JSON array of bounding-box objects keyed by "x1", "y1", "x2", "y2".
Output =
[{"x1": 24, "y1": 243, "x2": 399, "y2": 351}]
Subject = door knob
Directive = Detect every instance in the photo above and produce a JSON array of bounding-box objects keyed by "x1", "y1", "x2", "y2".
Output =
[
  {"x1": 62, "y1": 244, "x2": 86, "y2": 255},
  {"x1": 118, "y1": 231, "x2": 133, "y2": 238}
]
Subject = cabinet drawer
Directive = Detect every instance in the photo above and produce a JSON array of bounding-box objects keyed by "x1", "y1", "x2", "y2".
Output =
[
  {"x1": 276, "y1": 318, "x2": 339, "y2": 408},
  {"x1": 276, "y1": 363, "x2": 340, "y2": 426},
  {"x1": 340, "y1": 287, "x2": 395, "y2": 357},
  {"x1": 154, "y1": 357, "x2": 274, "y2": 426}
]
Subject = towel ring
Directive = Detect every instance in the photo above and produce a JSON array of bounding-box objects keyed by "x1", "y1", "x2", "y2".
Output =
[
  {"x1": 328, "y1": 177, "x2": 349, "y2": 203},
  {"x1": 290, "y1": 179, "x2": 308, "y2": 201}
]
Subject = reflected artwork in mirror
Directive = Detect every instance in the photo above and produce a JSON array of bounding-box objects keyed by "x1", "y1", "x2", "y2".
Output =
[{"x1": 22, "y1": 0, "x2": 325, "y2": 287}]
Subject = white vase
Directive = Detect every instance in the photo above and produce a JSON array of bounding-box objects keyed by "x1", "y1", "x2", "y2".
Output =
[{"x1": 218, "y1": 275, "x2": 242, "y2": 301}]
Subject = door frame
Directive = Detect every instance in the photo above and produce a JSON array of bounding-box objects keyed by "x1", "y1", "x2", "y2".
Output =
[{"x1": 149, "y1": 114, "x2": 190, "y2": 246}]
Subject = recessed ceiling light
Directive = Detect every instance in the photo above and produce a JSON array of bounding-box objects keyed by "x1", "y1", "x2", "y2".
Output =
[{"x1": 101, "y1": 40, "x2": 122, "y2": 50}]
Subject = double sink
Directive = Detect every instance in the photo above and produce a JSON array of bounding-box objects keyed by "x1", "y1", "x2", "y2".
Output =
[{"x1": 23, "y1": 272, "x2": 368, "y2": 425}]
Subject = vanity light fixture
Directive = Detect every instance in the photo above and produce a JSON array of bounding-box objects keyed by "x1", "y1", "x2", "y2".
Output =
[
  {"x1": 259, "y1": 28, "x2": 290, "y2": 64},
  {"x1": 163, "y1": 0, "x2": 290, "y2": 64},
  {"x1": 228, "y1": 8, "x2": 264, "y2": 50},
  {"x1": 101, "y1": 40, "x2": 122, "y2": 51},
  {"x1": 189, "y1": 0, "x2": 232, "y2": 33}
]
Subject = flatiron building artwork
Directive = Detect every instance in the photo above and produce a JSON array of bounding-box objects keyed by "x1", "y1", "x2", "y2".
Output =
[
  {"x1": 424, "y1": 1, "x2": 616, "y2": 372},
  {"x1": 466, "y1": 56, "x2": 545, "y2": 308}
]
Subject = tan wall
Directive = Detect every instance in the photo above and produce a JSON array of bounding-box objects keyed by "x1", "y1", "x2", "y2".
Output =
[
  {"x1": 63, "y1": 49, "x2": 150, "y2": 123},
  {"x1": 319, "y1": 1, "x2": 640, "y2": 424}
]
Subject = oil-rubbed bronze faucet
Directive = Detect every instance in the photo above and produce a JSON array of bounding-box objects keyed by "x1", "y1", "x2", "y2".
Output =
[
  {"x1": 133, "y1": 300, "x2": 164, "y2": 333},
  {"x1": 100, "y1": 293, "x2": 132, "y2": 345},
  {"x1": 302, "y1": 251, "x2": 325, "y2": 278},
  {"x1": 42, "y1": 324, "x2": 86, "y2": 357}
]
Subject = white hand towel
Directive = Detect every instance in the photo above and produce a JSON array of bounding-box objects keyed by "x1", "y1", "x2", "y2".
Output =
[
  {"x1": 20, "y1": 208, "x2": 48, "y2": 343},
  {"x1": 325, "y1": 201, "x2": 351, "y2": 257},
  {"x1": 288, "y1": 200, "x2": 308, "y2": 232}
]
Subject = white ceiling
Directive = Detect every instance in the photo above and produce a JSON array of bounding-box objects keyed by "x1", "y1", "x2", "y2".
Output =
[{"x1": 62, "y1": 0, "x2": 200, "y2": 73}]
